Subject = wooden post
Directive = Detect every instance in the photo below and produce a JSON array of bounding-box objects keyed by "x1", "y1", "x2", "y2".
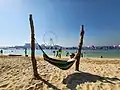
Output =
[
  {"x1": 75, "y1": 25, "x2": 85, "y2": 71},
  {"x1": 29, "y1": 14, "x2": 39, "y2": 77}
]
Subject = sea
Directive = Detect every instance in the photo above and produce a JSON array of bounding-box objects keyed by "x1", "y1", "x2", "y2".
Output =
[{"x1": 1, "y1": 49, "x2": 120, "y2": 58}]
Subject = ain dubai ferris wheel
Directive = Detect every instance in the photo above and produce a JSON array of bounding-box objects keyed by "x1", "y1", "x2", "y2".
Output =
[{"x1": 43, "y1": 31, "x2": 58, "y2": 49}]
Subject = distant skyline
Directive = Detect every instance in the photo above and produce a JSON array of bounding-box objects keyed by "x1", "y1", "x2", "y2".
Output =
[{"x1": 0, "y1": 0, "x2": 120, "y2": 47}]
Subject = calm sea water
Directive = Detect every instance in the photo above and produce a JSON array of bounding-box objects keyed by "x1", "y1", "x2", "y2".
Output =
[{"x1": 2, "y1": 49, "x2": 120, "y2": 58}]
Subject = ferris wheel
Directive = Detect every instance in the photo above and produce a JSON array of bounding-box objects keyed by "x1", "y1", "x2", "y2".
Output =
[{"x1": 43, "y1": 31, "x2": 58, "y2": 46}]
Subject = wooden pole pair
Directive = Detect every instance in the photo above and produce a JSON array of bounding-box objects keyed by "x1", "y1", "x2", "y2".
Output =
[{"x1": 29, "y1": 14, "x2": 85, "y2": 78}]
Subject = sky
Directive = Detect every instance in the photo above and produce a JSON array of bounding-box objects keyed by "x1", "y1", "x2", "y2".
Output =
[{"x1": 0, "y1": 0, "x2": 120, "y2": 47}]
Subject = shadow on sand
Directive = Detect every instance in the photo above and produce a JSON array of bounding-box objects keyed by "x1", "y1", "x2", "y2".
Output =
[
  {"x1": 35, "y1": 75, "x2": 61, "y2": 90},
  {"x1": 63, "y1": 71, "x2": 120, "y2": 90}
]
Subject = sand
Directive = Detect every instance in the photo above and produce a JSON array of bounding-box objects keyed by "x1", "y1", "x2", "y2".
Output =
[{"x1": 0, "y1": 55, "x2": 120, "y2": 90}]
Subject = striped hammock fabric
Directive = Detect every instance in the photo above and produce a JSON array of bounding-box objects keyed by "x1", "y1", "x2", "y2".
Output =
[
  {"x1": 43, "y1": 54, "x2": 75, "y2": 70},
  {"x1": 37, "y1": 43, "x2": 75, "y2": 70}
]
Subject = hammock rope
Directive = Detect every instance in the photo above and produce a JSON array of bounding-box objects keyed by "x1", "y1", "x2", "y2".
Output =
[{"x1": 35, "y1": 39, "x2": 75, "y2": 70}]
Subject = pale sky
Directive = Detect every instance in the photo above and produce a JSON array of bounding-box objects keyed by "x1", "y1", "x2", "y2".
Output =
[{"x1": 0, "y1": 0, "x2": 120, "y2": 47}]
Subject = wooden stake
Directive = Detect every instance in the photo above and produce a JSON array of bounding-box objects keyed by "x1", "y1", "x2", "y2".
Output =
[
  {"x1": 29, "y1": 14, "x2": 39, "y2": 77},
  {"x1": 75, "y1": 25, "x2": 85, "y2": 71}
]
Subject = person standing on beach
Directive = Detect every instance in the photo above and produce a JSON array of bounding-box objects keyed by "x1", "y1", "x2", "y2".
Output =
[
  {"x1": 53, "y1": 51, "x2": 55, "y2": 56},
  {"x1": 58, "y1": 48, "x2": 62, "y2": 58},
  {"x1": 66, "y1": 51, "x2": 69, "y2": 56},
  {"x1": 24, "y1": 48, "x2": 27, "y2": 57},
  {"x1": 56, "y1": 50, "x2": 58, "y2": 57},
  {"x1": 0, "y1": 50, "x2": 3, "y2": 54}
]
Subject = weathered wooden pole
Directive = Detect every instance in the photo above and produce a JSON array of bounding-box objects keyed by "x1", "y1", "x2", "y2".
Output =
[
  {"x1": 75, "y1": 25, "x2": 85, "y2": 71},
  {"x1": 29, "y1": 14, "x2": 39, "y2": 77}
]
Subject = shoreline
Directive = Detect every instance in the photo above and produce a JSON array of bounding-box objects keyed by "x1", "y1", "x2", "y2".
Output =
[
  {"x1": 1, "y1": 54, "x2": 120, "y2": 60},
  {"x1": 1, "y1": 49, "x2": 120, "y2": 58}
]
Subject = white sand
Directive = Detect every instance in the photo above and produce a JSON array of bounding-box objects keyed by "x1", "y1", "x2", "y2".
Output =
[{"x1": 0, "y1": 55, "x2": 120, "y2": 90}]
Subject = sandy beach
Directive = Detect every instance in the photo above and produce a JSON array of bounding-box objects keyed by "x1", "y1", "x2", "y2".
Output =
[{"x1": 0, "y1": 55, "x2": 120, "y2": 90}]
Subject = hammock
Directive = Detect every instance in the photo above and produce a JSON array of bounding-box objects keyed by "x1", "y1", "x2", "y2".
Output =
[{"x1": 38, "y1": 44, "x2": 75, "y2": 70}]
